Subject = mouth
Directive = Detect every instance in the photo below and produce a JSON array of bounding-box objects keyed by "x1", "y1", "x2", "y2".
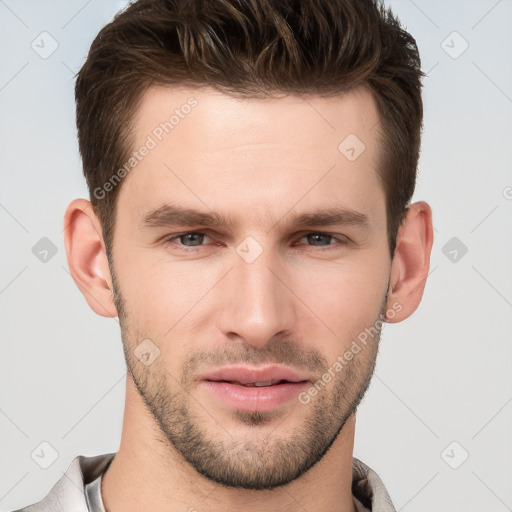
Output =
[
  {"x1": 214, "y1": 379, "x2": 295, "y2": 387},
  {"x1": 199, "y1": 366, "x2": 311, "y2": 413},
  {"x1": 201, "y1": 365, "x2": 308, "y2": 384}
]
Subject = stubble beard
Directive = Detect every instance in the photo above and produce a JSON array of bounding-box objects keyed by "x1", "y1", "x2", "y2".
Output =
[{"x1": 112, "y1": 268, "x2": 387, "y2": 490}]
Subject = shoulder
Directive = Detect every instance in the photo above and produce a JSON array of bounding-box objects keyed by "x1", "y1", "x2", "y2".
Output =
[
  {"x1": 352, "y1": 457, "x2": 397, "y2": 512},
  {"x1": 11, "y1": 453, "x2": 115, "y2": 512}
]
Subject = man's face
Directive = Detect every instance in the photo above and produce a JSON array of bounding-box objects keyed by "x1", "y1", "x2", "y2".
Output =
[{"x1": 109, "y1": 85, "x2": 392, "y2": 489}]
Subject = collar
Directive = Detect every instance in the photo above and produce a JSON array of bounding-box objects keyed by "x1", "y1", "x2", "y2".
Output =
[{"x1": 17, "y1": 453, "x2": 396, "y2": 511}]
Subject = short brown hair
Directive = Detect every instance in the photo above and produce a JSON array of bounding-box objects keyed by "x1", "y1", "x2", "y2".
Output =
[{"x1": 75, "y1": 0, "x2": 424, "y2": 258}]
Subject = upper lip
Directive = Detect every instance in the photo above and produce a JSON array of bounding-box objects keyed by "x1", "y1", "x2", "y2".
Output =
[{"x1": 200, "y1": 365, "x2": 309, "y2": 385}]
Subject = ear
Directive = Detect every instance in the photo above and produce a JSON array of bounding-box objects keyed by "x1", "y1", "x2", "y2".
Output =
[
  {"x1": 63, "y1": 198, "x2": 118, "y2": 318},
  {"x1": 385, "y1": 201, "x2": 433, "y2": 323}
]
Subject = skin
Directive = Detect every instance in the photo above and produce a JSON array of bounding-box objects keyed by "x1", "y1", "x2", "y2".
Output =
[{"x1": 64, "y1": 85, "x2": 433, "y2": 512}]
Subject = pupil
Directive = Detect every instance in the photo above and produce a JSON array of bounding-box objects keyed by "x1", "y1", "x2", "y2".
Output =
[
  {"x1": 308, "y1": 234, "x2": 330, "y2": 246},
  {"x1": 182, "y1": 233, "x2": 203, "y2": 246}
]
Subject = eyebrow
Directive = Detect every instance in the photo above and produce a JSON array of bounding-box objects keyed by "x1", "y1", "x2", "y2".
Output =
[{"x1": 140, "y1": 204, "x2": 370, "y2": 231}]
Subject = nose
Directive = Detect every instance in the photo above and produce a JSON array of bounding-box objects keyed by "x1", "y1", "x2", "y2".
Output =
[{"x1": 216, "y1": 246, "x2": 298, "y2": 350}]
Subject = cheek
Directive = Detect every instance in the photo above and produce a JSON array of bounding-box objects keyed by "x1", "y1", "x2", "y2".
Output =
[
  {"x1": 114, "y1": 256, "x2": 209, "y2": 376},
  {"x1": 292, "y1": 256, "x2": 389, "y2": 354},
  {"x1": 114, "y1": 246, "x2": 208, "y2": 338}
]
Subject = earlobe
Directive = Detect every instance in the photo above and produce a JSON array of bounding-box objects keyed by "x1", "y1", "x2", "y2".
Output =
[
  {"x1": 385, "y1": 201, "x2": 433, "y2": 323},
  {"x1": 63, "y1": 198, "x2": 118, "y2": 318}
]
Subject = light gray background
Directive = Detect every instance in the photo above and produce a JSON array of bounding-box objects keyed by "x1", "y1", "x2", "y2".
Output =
[{"x1": 1, "y1": 0, "x2": 511, "y2": 510}]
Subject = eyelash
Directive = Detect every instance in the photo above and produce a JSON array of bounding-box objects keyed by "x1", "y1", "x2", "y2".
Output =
[{"x1": 162, "y1": 231, "x2": 348, "y2": 253}]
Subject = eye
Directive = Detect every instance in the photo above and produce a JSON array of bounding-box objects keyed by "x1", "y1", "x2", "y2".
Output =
[
  {"x1": 301, "y1": 233, "x2": 334, "y2": 246},
  {"x1": 299, "y1": 233, "x2": 339, "y2": 247},
  {"x1": 164, "y1": 231, "x2": 212, "y2": 251},
  {"x1": 162, "y1": 231, "x2": 348, "y2": 253},
  {"x1": 175, "y1": 232, "x2": 208, "y2": 246}
]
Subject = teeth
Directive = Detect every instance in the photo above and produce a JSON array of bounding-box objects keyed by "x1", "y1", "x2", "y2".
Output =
[
  {"x1": 235, "y1": 379, "x2": 282, "y2": 387},
  {"x1": 254, "y1": 380, "x2": 274, "y2": 387}
]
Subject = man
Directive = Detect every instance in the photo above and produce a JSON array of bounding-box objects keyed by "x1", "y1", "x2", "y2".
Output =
[{"x1": 16, "y1": 0, "x2": 432, "y2": 510}]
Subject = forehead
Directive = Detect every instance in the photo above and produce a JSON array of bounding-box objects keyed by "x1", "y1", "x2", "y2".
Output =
[
  {"x1": 119, "y1": 84, "x2": 385, "y2": 229},
  {"x1": 133, "y1": 85, "x2": 380, "y2": 153}
]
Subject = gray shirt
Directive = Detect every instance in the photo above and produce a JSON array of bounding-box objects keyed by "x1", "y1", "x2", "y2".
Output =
[{"x1": 13, "y1": 452, "x2": 396, "y2": 511}]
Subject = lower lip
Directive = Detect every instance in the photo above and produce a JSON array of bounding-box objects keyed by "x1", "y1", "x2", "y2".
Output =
[{"x1": 201, "y1": 380, "x2": 310, "y2": 412}]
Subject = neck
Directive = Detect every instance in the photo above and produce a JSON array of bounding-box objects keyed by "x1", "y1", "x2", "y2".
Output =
[{"x1": 101, "y1": 376, "x2": 358, "y2": 512}]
